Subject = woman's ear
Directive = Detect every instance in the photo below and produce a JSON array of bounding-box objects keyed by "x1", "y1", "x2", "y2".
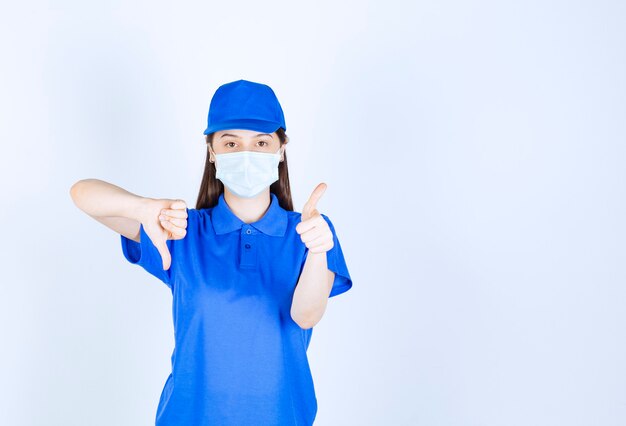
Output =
[{"x1": 207, "y1": 144, "x2": 215, "y2": 163}]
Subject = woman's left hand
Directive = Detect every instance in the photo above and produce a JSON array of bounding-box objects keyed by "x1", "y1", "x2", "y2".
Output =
[{"x1": 296, "y1": 183, "x2": 334, "y2": 254}]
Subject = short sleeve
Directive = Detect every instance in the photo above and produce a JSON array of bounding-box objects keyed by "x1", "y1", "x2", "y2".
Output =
[
  {"x1": 321, "y1": 213, "x2": 353, "y2": 298},
  {"x1": 120, "y1": 217, "x2": 180, "y2": 289}
]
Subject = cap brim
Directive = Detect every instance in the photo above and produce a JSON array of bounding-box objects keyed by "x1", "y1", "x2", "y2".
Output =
[{"x1": 204, "y1": 119, "x2": 284, "y2": 135}]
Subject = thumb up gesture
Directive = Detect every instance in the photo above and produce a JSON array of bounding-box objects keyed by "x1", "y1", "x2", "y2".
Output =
[
  {"x1": 296, "y1": 183, "x2": 334, "y2": 254},
  {"x1": 141, "y1": 199, "x2": 188, "y2": 270}
]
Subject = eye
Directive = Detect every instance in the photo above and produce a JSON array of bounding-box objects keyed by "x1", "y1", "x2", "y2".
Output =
[
  {"x1": 258, "y1": 141, "x2": 271, "y2": 147},
  {"x1": 225, "y1": 142, "x2": 236, "y2": 148}
]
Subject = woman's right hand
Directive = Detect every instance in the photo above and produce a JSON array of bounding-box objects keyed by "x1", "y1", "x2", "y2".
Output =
[{"x1": 140, "y1": 198, "x2": 188, "y2": 271}]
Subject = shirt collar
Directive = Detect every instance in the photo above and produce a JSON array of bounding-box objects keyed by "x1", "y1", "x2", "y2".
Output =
[{"x1": 211, "y1": 192, "x2": 288, "y2": 237}]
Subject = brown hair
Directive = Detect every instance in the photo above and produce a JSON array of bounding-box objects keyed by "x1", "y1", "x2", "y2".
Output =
[{"x1": 194, "y1": 127, "x2": 294, "y2": 211}]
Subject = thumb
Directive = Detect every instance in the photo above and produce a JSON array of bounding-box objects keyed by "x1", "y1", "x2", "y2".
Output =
[
  {"x1": 302, "y1": 182, "x2": 327, "y2": 221},
  {"x1": 154, "y1": 235, "x2": 172, "y2": 271}
]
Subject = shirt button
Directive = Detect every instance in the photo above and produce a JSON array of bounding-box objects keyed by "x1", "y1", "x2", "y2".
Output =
[
  {"x1": 245, "y1": 243, "x2": 251, "y2": 249},
  {"x1": 246, "y1": 229, "x2": 252, "y2": 234}
]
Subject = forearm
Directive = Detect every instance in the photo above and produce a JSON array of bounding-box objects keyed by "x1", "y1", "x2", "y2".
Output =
[
  {"x1": 70, "y1": 178, "x2": 149, "y2": 221},
  {"x1": 291, "y1": 251, "x2": 335, "y2": 329}
]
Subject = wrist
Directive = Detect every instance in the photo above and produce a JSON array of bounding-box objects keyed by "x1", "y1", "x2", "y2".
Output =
[{"x1": 131, "y1": 196, "x2": 156, "y2": 224}]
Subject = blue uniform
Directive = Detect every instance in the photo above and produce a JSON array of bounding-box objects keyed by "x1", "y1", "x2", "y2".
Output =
[{"x1": 120, "y1": 192, "x2": 353, "y2": 425}]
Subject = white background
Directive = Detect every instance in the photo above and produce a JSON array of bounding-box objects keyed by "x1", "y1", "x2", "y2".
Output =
[{"x1": 1, "y1": 1, "x2": 625, "y2": 425}]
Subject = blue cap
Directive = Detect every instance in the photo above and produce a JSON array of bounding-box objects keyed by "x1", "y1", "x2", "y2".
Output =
[{"x1": 203, "y1": 79, "x2": 287, "y2": 136}]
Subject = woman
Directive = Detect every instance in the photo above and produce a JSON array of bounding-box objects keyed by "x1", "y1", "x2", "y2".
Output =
[{"x1": 70, "y1": 79, "x2": 353, "y2": 425}]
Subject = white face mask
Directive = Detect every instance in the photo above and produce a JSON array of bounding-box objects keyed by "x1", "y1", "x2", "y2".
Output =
[{"x1": 213, "y1": 147, "x2": 283, "y2": 198}]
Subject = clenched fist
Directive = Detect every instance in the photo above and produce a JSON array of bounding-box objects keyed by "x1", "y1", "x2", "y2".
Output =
[
  {"x1": 141, "y1": 199, "x2": 188, "y2": 270},
  {"x1": 295, "y1": 183, "x2": 334, "y2": 254}
]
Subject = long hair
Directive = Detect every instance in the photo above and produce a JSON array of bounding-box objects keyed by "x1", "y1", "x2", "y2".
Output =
[{"x1": 195, "y1": 127, "x2": 294, "y2": 212}]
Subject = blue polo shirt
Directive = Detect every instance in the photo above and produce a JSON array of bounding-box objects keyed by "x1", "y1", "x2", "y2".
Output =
[{"x1": 120, "y1": 192, "x2": 353, "y2": 425}]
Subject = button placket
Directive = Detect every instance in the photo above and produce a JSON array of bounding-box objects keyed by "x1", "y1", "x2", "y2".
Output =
[{"x1": 240, "y1": 226, "x2": 257, "y2": 268}]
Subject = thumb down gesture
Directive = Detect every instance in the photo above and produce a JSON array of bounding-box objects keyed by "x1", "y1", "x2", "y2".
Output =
[
  {"x1": 295, "y1": 183, "x2": 334, "y2": 254},
  {"x1": 141, "y1": 198, "x2": 188, "y2": 270}
]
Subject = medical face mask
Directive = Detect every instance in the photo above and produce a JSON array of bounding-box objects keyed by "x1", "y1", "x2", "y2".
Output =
[{"x1": 214, "y1": 147, "x2": 283, "y2": 198}]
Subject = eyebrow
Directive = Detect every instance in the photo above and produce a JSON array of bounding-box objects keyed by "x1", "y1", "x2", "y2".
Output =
[{"x1": 220, "y1": 133, "x2": 273, "y2": 139}]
